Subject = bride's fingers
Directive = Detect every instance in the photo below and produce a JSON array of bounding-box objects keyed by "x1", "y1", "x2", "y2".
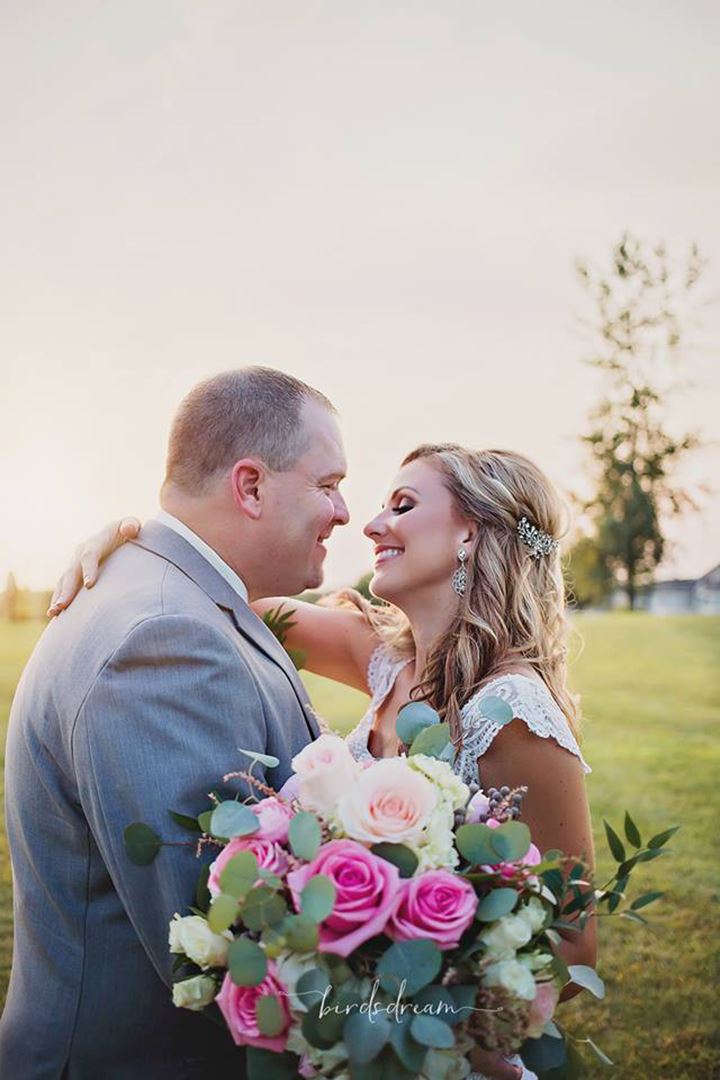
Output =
[
  {"x1": 47, "y1": 566, "x2": 83, "y2": 617},
  {"x1": 118, "y1": 516, "x2": 141, "y2": 540}
]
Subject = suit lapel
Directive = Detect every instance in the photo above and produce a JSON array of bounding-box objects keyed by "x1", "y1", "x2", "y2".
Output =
[{"x1": 134, "y1": 521, "x2": 320, "y2": 741}]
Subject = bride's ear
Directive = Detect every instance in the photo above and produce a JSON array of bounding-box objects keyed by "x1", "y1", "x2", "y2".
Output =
[{"x1": 460, "y1": 519, "x2": 478, "y2": 546}]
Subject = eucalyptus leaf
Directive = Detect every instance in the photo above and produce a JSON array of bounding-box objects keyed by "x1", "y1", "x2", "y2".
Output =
[
  {"x1": 455, "y1": 823, "x2": 498, "y2": 865},
  {"x1": 478, "y1": 695, "x2": 514, "y2": 725},
  {"x1": 519, "y1": 1031, "x2": 568, "y2": 1072},
  {"x1": 195, "y1": 863, "x2": 211, "y2": 913},
  {"x1": 377, "y1": 939, "x2": 442, "y2": 996},
  {"x1": 301, "y1": 1002, "x2": 339, "y2": 1050},
  {"x1": 344, "y1": 1010, "x2": 392, "y2": 1066},
  {"x1": 411, "y1": 986, "x2": 459, "y2": 1025},
  {"x1": 296, "y1": 968, "x2": 330, "y2": 1009},
  {"x1": 169, "y1": 810, "x2": 202, "y2": 833},
  {"x1": 410, "y1": 1014, "x2": 454, "y2": 1048},
  {"x1": 197, "y1": 810, "x2": 214, "y2": 834},
  {"x1": 476, "y1": 887, "x2": 519, "y2": 921},
  {"x1": 241, "y1": 885, "x2": 287, "y2": 931},
  {"x1": 581, "y1": 1035, "x2": 614, "y2": 1066},
  {"x1": 123, "y1": 822, "x2": 162, "y2": 866},
  {"x1": 246, "y1": 1047, "x2": 298, "y2": 1080},
  {"x1": 228, "y1": 936, "x2": 267, "y2": 987},
  {"x1": 207, "y1": 892, "x2": 239, "y2": 933},
  {"x1": 567, "y1": 964, "x2": 605, "y2": 999},
  {"x1": 396, "y1": 701, "x2": 441, "y2": 746},
  {"x1": 371, "y1": 843, "x2": 419, "y2": 879},
  {"x1": 490, "y1": 820, "x2": 532, "y2": 862},
  {"x1": 300, "y1": 875, "x2": 336, "y2": 922},
  {"x1": 408, "y1": 722, "x2": 451, "y2": 759},
  {"x1": 237, "y1": 747, "x2": 281, "y2": 769},
  {"x1": 283, "y1": 913, "x2": 320, "y2": 952},
  {"x1": 210, "y1": 801, "x2": 259, "y2": 840},
  {"x1": 288, "y1": 812, "x2": 322, "y2": 860},
  {"x1": 220, "y1": 851, "x2": 259, "y2": 899},
  {"x1": 256, "y1": 993, "x2": 286, "y2": 1037},
  {"x1": 389, "y1": 1009, "x2": 428, "y2": 1073}
]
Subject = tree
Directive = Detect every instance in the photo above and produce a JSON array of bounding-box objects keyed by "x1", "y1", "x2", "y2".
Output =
[
  {"x1": 576, "y1": 234, "x2": 704, "y2": 609},
  {"x1": 564, "y1": 535, "x2": 613, "y2": 609}
]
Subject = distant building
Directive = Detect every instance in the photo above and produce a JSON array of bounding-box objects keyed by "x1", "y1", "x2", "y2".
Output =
[{"x1": 611, "y1": 563, "x2": 720, "y2": 614}]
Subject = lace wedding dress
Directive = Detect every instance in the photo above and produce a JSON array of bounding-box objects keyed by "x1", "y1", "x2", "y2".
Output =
[{"x1": 345, "y1": 645, "x2": 591, "y2": 1080}]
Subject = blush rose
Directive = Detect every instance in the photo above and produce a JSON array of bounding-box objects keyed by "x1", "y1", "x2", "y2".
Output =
[
  {"x1": 208, "y1": 837, "x2": 288, "y2": 897},
  {"x1": 387, "y1": 869, "x2": 478, "y2": 950},
  {"x1": 216, "y1": 965, "x2": 292, "y2": 1051}
]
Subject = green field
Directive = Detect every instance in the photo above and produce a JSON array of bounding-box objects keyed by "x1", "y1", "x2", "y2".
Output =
[{"x1": 1, "y1": 615, "x2": 718, "y2": 1077}]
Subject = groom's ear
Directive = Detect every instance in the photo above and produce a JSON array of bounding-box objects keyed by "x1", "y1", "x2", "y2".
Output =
[{"x1": 230, "y1": 459, "x2": 266, "y2": 520}]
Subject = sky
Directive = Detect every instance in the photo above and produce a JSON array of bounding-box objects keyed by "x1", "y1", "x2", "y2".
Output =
[{"x1": 1, "y1": 1, "x2": 719, "y2": 591}]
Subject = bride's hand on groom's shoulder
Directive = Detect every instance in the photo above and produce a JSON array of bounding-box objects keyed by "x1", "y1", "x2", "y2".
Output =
[{"x1": 48, "y1": 516, "x2": 141, "y2": 617}]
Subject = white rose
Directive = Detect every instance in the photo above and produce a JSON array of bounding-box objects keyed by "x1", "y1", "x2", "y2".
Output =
[
  {"x1": 518, "y1": 897, "x2": 547, "y2": 934},
  {"x1": 519, "y1": 951, "x2": 554, "y2": 973},
  {"x1": 479, "y1": 912, "x2": 533, "y2": 960},
  {"x1": 168, "y1": 914, "x2": 231, "y2": 969},
  {"x1": 482, "y1": 959, "x2": 537, "y2": 1001},
  {"x1": 407, "y1": 754, "x2": 470, "y2": 811},
  {"x1": 292, "y1": 734, "x2": 361, "y2": 815},
  {"x1": 172, "y1": 974, "x2": 217, "y2": 1011}
]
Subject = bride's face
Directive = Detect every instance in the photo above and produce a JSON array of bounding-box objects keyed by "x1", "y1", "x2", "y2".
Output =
[{"x1": 363, "y1": 460, "x2": 470, "y2": 606}]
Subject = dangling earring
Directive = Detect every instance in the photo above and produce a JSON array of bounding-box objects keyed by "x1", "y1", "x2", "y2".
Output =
[{"x1": 451, "y1": 548, "x2": 467, "y2": 596}]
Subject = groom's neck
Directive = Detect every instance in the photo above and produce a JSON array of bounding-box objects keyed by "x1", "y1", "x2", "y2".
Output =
[{"x1": 160, "y1": 491, "x2": 249, "y2": 584}]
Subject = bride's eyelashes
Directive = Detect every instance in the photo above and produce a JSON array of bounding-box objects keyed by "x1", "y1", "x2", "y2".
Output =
[{"x1": 392, "y1": 501, "x2": 414, "y2": 515}]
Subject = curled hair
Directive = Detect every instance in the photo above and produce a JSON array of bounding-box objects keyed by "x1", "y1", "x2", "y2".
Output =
[{"x1": 345, "y1": 444, "x2": 581, "y2": 745}]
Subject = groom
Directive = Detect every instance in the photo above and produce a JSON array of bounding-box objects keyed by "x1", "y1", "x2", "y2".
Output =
[{"x1": 0, "y1": 368, "x2": 349, "y2": 1078}]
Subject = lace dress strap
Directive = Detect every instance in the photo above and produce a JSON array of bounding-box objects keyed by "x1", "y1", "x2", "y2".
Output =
[
  {"x1": 366, "y1": 643, "x2": 411, "y2": 701},
  {"x1": 454, "y1": 673, "x2": 591, "y2": 788}
]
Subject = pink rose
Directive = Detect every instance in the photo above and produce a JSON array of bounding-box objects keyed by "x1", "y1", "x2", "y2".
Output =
[
  {"x1": 251, "y1": 797, "x2": 294, "y2": 843},
  {"x1": 287, "y1": 839, "x2": 400, "y2": 957},
  {"x1": 337, "y1": 758, "x2": 437, "y2": 845},
  {"x1": 216, "y1": 965, "x2": 292, "y2": 1051},
  {"x1": 482, "y1": 819, "x2": 542, "y2": 880},
  {"x1": 526, "y1": 981, "x2": 560, "y2": 1038},
  {"x1": 387, "y1": 870, "x2": 478, "y2": 950},
  {"x1": 208, "y1": 837, "x2": 288, "y2": 897}
]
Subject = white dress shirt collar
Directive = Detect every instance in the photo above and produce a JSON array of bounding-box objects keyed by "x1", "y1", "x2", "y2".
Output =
[{"x1": 156, "y1": 509, "x2": 249, "y2": 603}]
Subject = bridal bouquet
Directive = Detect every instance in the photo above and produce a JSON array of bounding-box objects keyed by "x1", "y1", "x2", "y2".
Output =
[{"x1": 125, "y1": 701, "x2": 676, "y2": 1080}]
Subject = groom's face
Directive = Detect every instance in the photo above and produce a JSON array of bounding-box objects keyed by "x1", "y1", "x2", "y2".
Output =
[{"x1": 262, "y1": 400, "x2": 349, "y2": 593}]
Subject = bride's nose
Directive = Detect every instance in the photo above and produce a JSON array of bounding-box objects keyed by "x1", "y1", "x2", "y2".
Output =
[{"x1": 363, "y1": 511, "x2": 388, "y2": 540}]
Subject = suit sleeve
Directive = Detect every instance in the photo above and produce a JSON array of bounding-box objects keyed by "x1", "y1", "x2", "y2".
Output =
[{"x1": 72, "y1": 613, "x2": 268, "y2": 986}]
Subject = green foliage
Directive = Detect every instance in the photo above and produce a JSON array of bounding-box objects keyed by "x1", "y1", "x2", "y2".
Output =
[
  {"x1": 344, "y1": 1009, "x2": 393, "y2": 1065},
  {"x1": 246, "y1": 1047, "x2": 298, "y2": 1079},
  {"x1": 219, "y1": 851, "x2": 259, "y2": 898},
  {"x1": 288, "y1": 811, "x2": 322, "y2": 860},
  {"x1": 299, "y1": 875, "x2": 336, "y2": 921},
  {"x1": 123, "y1": 822, "x2": 161, "y2": 865},
  {"x1": 395, "y1": 700, "x2": 440, "y2": 746},
  {"x1": 575, "y1": 234, "x2": 704, "y2": 607},
  {"x1": 475, "y1": 887, "x2": 519, "y2": 921},
  {"x1": 262, "y1": 603, "x2": 306, "y2": 669},
  {"x1": 256, "y1": 993, "x2": 286, "y2": 1036},
  {"x1": 370, "y1": 842, "x2": 419, "y2": 878},
  {"x1": 407, "y1": 721, "x2": 452, "y2": 759},
  {"x1": 228, "y1": 936, "x2": 267, "y2": 986},
  {"x1": 209, "y1": 801, "x2": 259, "y2": 840},
  {"x1": 207, "y1": 893, "x2": 239, "y2": 933},
  {"x1": 477, "y1": 695, "x2": 514, "y2": 725},
  {"x1": 564, "y1": 535, "x2": 613, "y2": 609},
  {"x1": 377, "y1": 939, "x2": 442, "y2": 996}
]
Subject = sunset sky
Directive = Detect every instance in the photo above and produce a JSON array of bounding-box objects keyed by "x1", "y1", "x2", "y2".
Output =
[{"x1": 2, "y1": 2, "x2": 719, "y2": 591}]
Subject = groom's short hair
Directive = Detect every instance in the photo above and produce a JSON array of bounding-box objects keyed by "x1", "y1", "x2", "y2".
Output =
[{"x1": 164, "y1": 367, "x2": 336, "y2": 494}]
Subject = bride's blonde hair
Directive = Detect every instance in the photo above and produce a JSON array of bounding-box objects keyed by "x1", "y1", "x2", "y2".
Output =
[{"x1": 335, "y1": 444, "x2": 580, "y2": 746}]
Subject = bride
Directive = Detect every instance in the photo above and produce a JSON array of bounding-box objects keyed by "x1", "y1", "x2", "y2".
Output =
[{"x1": 51, "y1": 442, "x2": 596, "y2": 1080}]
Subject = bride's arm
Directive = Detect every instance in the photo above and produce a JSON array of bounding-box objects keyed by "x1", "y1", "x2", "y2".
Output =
[
  {"x1": 477, "y1": 719, "x2": 598, "y2": 1001},
  {"x1": 48, "y1": 519, "x2": 381, "y2": 693},
  {"x1": 251, "y1": 596, "x2": 380, "y2": 692}
]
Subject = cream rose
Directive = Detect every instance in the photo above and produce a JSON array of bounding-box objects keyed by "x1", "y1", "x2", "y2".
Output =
[
  {"x1": 482, "y1": 959, "x2": 537, "y2": 1001},
  {"x1": 337, "y1": 758, "x2": 437, "y2": 845},
  {"x1": 291, "y1": 734, "x2": 361, "y2": 815},
  {"x1": 479, "y1": 912, "x2": 533, "y2": 961},
  {"x1": 168, "y1": 914, "x2": 231, "y2": 969},
  {"x1": 518, "y1": 897, "x2": 548, "y2": 934},
  {"x1": 172, "y1": 974, "x2": 217, "y2": 1011}
]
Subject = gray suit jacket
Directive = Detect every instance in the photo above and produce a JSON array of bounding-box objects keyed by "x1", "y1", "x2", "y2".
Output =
[{"x1": 0, "y1": 521, "x2": 319, "y2": 1079}]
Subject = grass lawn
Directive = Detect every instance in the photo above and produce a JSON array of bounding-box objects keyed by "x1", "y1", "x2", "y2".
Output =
[{"x1": 1, "y1": 614, "x2": 718, "y2": 1077}]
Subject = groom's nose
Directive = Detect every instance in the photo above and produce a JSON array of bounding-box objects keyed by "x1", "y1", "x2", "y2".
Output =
[{"x1": 331, "y1": 489, "x2": 350, "y2": 526}]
